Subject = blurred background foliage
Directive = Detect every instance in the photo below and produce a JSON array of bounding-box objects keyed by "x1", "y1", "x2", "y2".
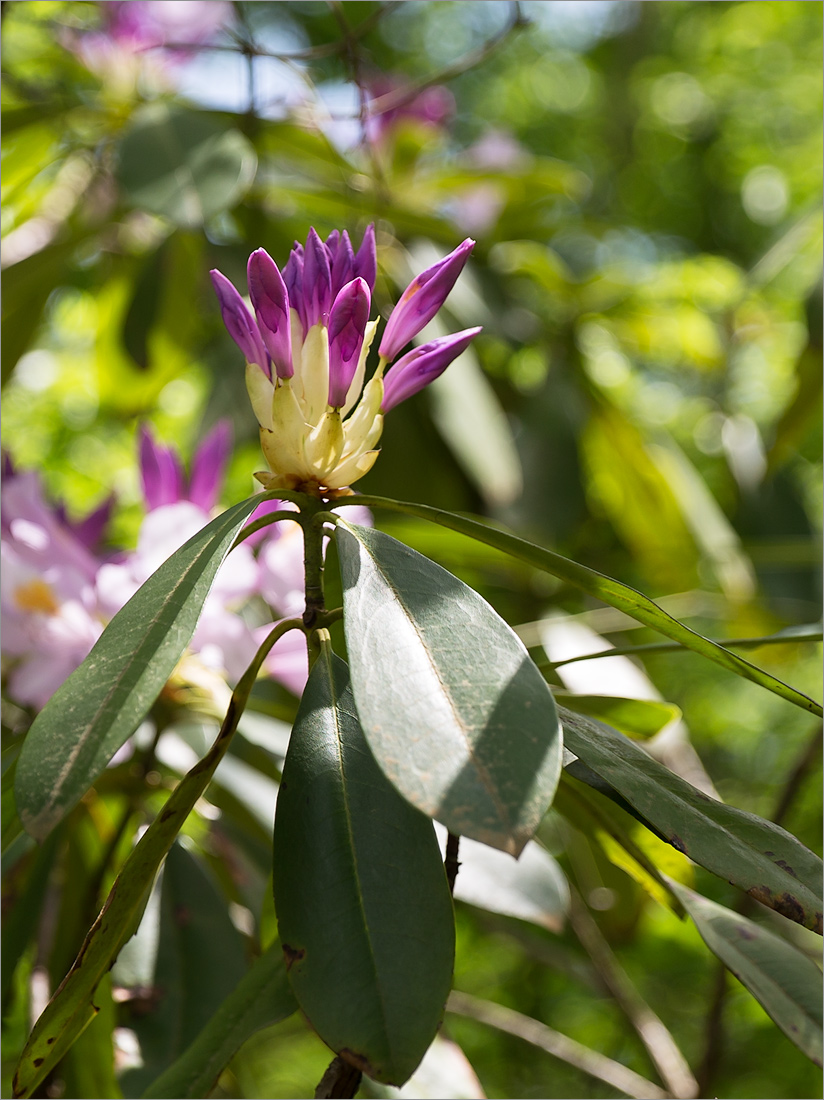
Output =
[{"x1": 2, "y1": 2, "x2": 822, "y2": 1098}]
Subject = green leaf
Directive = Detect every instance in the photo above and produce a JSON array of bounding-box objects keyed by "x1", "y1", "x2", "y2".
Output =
[
  {"x1": 116, "y1": 105, "x2": 257, "y2": 228},
  {"x1": 336, "y1": 523, "x2": 563, "y2": 855},
  {"x1": 141, "y1": 941, "x2": 297, "y2": 1099},
  {"x1": 552, "y1": 693, "x2": 681, "y2": 739},
  {"x1": 121, "y1": 844, "x2": 247, "y2": 1096},
  {"x1": 670, "y1": 881, "x2": 823, "y2": 1065},
  {"x1": 560, "y1": 706, "x2": 824, "y2": 934},
  {"x1": 336, "y1": 497, "x2": 822, "y2": 718},
  {"x1": 15, "y1": 494, "x2": 267, "y2": 841},
  {"x1": 273, "y1": 651, "x2": 455, "y2": 1087}
]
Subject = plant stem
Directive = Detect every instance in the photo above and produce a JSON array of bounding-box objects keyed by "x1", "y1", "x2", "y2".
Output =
[
  {"x1": 314, "y1": 1056, "x2": 362, "y2": 1099},
  {"x1": 445, "y1": 832, "x2": 461, "y2": 894}
]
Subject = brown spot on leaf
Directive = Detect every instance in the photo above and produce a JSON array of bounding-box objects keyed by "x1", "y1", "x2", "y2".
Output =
[
  {"x1": 669, "y1": 833, "x2": 687, "y2": 855},
  {"x1": 748, "y1": 884, "x2": 818, "y2": 931},
  {"x1": 46, "y1": 1038, "x2": 55, "y2": 1045},
  {"x1": 775, "y1": 859, "x2": 798, "y2": 879},
  {"x1": 33, "y1": 1059, "x2": 43, "y2": 1068},
  {"x1": 174, "y1": 904, "x2": 191, "y2": 927},
  {"x1": 282, "y1": 943, "x2": 305, "y2": 970}
]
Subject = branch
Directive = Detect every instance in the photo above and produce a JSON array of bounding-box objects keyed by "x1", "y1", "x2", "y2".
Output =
[{"x1": 447, "y1": 991, "x2": 668, "y2": 1100}]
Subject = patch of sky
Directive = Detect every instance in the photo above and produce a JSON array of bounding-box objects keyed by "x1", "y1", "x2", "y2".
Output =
[{"x1": 522, "y1": 1, "x2": 638, "y2": 52}]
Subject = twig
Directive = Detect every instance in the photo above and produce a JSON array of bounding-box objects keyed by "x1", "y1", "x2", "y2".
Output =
[
  {"x1": 315, "y1": 1055, "x2": 362, "y2": 1099},
  {"x1": 568, "y1": 889, "x2": 699, "y2": 1099},
  {"x1": 447, "y1": 991, "x2": 668, "y2": 1100},
  {"x1": 363, "y1": 2, "x2": 528, "y2": 120}
]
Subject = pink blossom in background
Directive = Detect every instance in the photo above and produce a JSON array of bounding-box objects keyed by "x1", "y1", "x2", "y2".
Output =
[
  {"x1": 1, "y1": 470, "x2": 107, "y2": 708},
  {"x1": 366, "y1": 76, "x2": 455, "y2": 144},
  {"x1": 69, "y1": 0, "x2": 232, "y2": 86}
]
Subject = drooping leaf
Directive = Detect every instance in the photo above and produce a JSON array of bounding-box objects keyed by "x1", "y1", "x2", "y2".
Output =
[
  {"x1": 14, "y1": 494, "x2": 269, "y2": 841},
  {"x1": 552, "y1": 693, "x2": 681, "y2": 739},
  {"x1": 141, "y1": 941, "x2": 297, "y2": 1099},
  {"x1": 121, "y1": 844, "x2": 247, "y2": 1096},
  {"x1": 670, "y1": 881, "x2": 823, "y2": 1065},
  {"x1": 116, "y1": 104, "x2": 257, "y2": 228},
  {"x1": 273, "y1": 651, "x2": 455, "y2": 1087},
  {"x1": 336, "y1": 522, "x2": 563, "y2": 855},
  {"x1": 334, "y1": 497, "x2": 822, "y2": 719},
  {"x1": 560, "y1": 707, "x2": 823, "y2": 933}
]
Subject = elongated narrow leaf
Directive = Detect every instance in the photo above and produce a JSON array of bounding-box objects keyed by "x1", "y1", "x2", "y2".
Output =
[
  {"x1": 335, "y1": 497, "x2": 822, "y2": 718},
  {"x1": 12, "y1": 670, "x2": 255, "y2": 1099},
  {"x1": 560, "y1": 707, "x2": 823, "y2": 933},
  {"x1": 141, "y1": 942, "x2": 297, "y2": 1099},
  {"x1": 670, "y1": 881, "x2": 823, "y2": 1065},
  {"x1": 15, "y1": 494, "x2": 267, "y2": 841},
  {"x1": 273, "y1": 652, "x2": 455, "y2": 1086},
  {"x1": 336, "y1": 523, "x2": 562, "y2": 855}
]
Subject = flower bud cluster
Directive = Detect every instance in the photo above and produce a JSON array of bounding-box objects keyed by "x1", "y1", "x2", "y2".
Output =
[{"x1": 211, "y1": 227, "x2": 480, "y2": 493}]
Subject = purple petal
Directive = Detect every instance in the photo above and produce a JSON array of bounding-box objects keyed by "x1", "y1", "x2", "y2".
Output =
[
  {"x1": 302, "y1": 227, "x2": 332, "y2": 329},
  {"x1": 210, "y1": 269, "x2": 269, "y2": 374},
  {"x1": 381, "y1": 327, "x2": 482, "y2": 413},
  {"x1": 248, "y1": 249, "x2": 293, "y2": 379},
  {"x1": 378, "y1": 238, "x2": 475, "y2": 362},
  {"x1": 328, "y1": 278, "x2": 371, "y2": 408},
  {"x1": 354, "y1": 223, "x2": 377, "y2": 291},
  {"x1": 139, "y1": 425, "x2": 185, "y2": 509},
  {"x1": 325, "y1": 229, "x2": 340, "y2": 263},
  {"x1": 68, "y1": 496, "x2": 115, "y2": 553},
  {"x1": 330, "y1": 230, "x2": 355, "y2": 297},
  {"x1": 189, "y1": 420, "x2": 232, "y2": 512},
  {"x1": 282, "y1": 244, "x2": 306, "y2": 332}
]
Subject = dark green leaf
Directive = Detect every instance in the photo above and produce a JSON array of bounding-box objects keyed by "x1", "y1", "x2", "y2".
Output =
[
  {"x1": 141, "y1": 941, "x2": 297, "y2": 1099},
  {"x1": 117, "y1": 105, "x2": 257, "y2": 228},
  {"x1": 15, "y1": 493, "x2": 268, "y2": 841},
  {"x1": 671, "y1": 881, "x2": 823, "y2": 1065},
  {"x1": 273, "y1": 651, "x2": 455, "y2": 1086},
  {"x1": 336, "y1": 497, "x2": 822, "y2": 718},
  {"x1": 336, "y1": 523, "x2": 563, "y2": 855},
  {"x1": 560, "y1": 707, "x2": 824, "y2": 933}
]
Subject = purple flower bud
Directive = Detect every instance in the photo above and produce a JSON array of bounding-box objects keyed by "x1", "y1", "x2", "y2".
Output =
[
  {"x1": 379, "y1": 238, "x2": 475, "y2": 362},
  {"x1": 328, "y1": 278, "x2": 371, "y2": 408},
  {"x1": 282, "y1": 244, "x2": 305, "y2": 331},
  {"x1": 303, "y1": 227, "x2": 332, "y2": 329},
  {"x1": 189, "y1": 421, "x2": 232, "y2": 512},
  {"x1": 248, "y1": 249, "x2": 293, "y2": 379},
  {"x1": 325, "y1": 229, "x2": 341, "y2": 262},
  {"x1": 210, "y1": 269, "x2": 269, "y2": 374},
  {"x1": 139, "y1": 425, "x2": 185, "y2": 510},
  {"x1": 330, "y1": 230, "x2": 355, "y2": 297},
  {"x1": 354, "y1": 223, "x2": 377, "y2": 291},
  {"x1": 381, "y1": 327, "x2": 482, "y2": 413}
]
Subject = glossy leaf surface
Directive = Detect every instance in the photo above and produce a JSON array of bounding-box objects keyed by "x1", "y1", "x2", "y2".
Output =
[
  {"x1": 671, "y1": 881, "x2": 823, "y2": 1065},
  {"x1": 336, "y1": 522, "x2": 562, "y2": 855},
  {"x1": 561, "y1": 707, "x2": 823, "y2": 933},
  {"x1": 141, "y1": 941, "x2": 297, "y2": 1098},
  {"x1": 273, "y1": 651, "x2": 454, "y2": 1086},
  {"x1": 15, "y1": 494, "x2": 267, "y2": 841},
  {"x1": 336, "y1": 497, "x2": 822, "y2": 718}
]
